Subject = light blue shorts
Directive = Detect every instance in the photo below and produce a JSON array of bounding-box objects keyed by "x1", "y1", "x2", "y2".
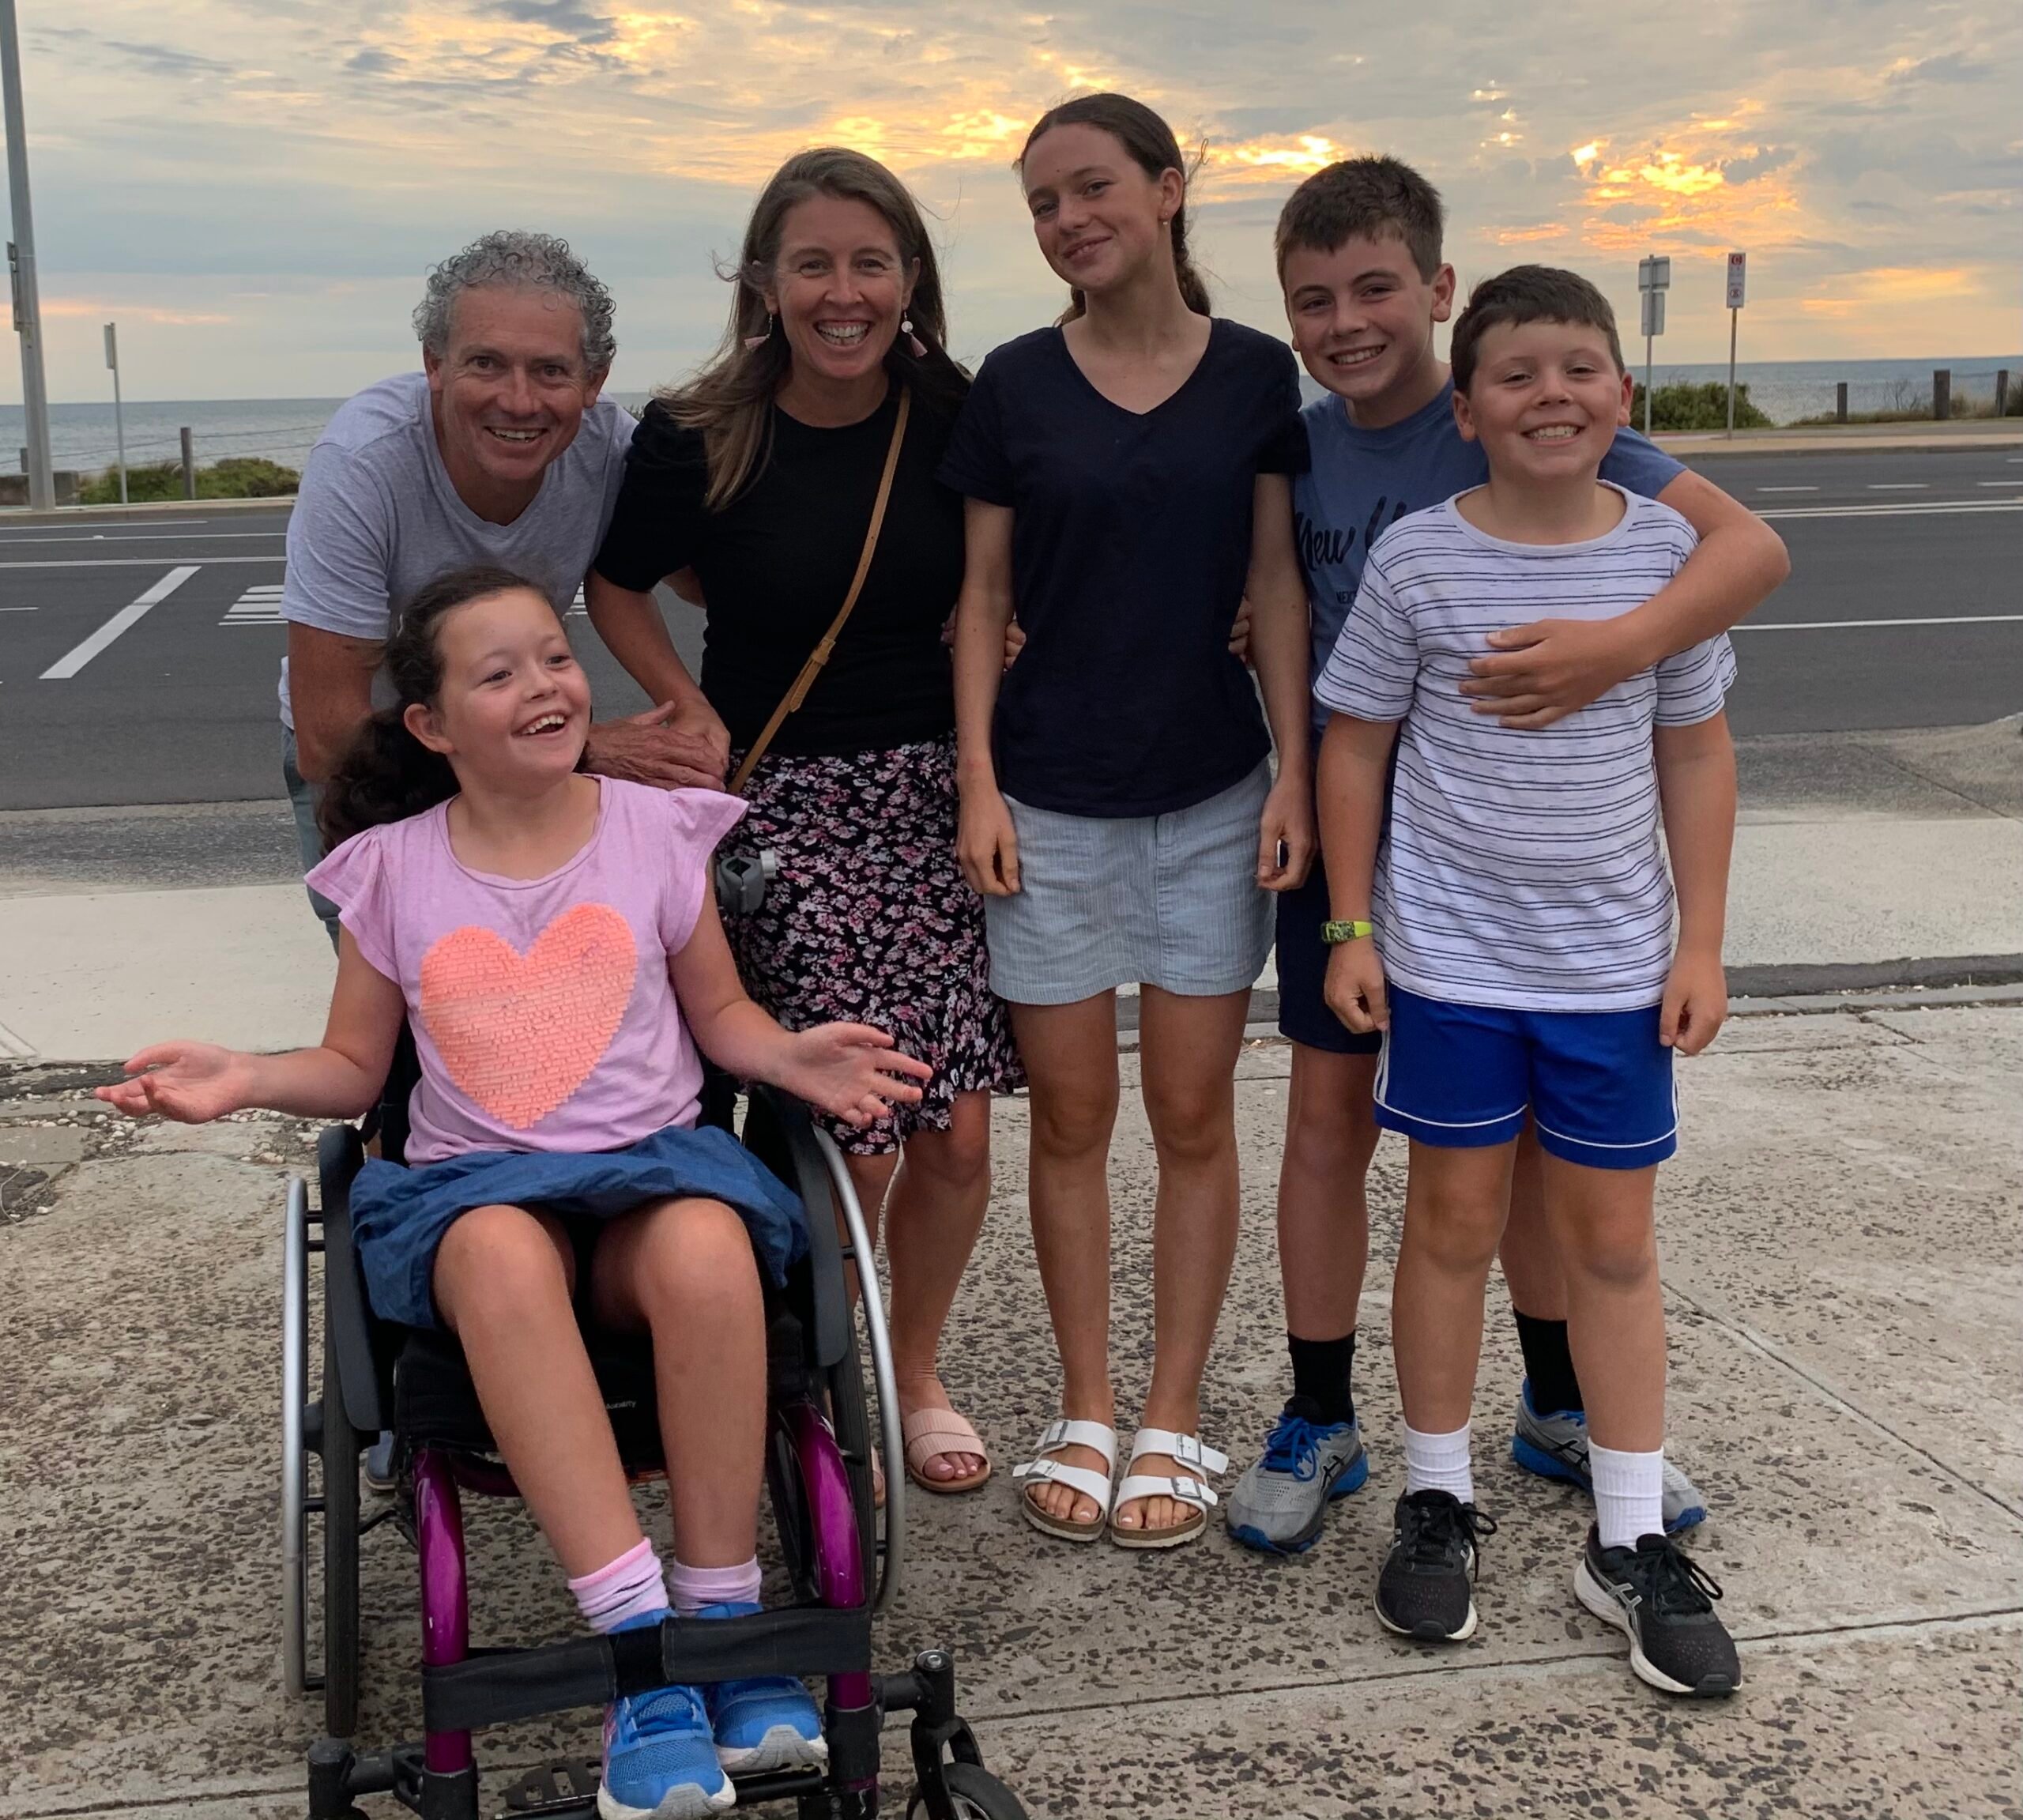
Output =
[
  {"x1": 1374, "y1": 985, "x2": 1678, "y2": 1170},
  {"x1": 986, "y1": 762, "x2": 1274, "y2": 1005}
]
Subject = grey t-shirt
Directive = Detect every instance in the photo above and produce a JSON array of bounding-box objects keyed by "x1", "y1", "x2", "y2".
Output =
[{"x1": 277, "y1": 371, "x2": 635, "y2": 727}]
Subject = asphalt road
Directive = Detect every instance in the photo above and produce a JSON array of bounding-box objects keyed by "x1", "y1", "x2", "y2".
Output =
[{"x1": 0, "y1": 444, "x2": 2016, "y2": 811}]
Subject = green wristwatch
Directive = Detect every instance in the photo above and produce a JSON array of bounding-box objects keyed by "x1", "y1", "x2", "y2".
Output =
[{"x1": 1321, "y1": 919, "x2": 1375, "y2": 944}]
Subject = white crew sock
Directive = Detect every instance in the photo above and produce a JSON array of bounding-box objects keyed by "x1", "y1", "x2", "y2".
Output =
[
  {"x1": 1590, "y1": 1442, "x2": 1665, "y2": 1550},
  {"x1": 1401, "y1": 1420, "x2": 1474, "y2": 1504},
  {"x1": 567, "y1": 1536, "x2": 670, "y2": 1634}
]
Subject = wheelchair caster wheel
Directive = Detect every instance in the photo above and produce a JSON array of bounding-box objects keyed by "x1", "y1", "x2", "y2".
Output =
[{"x1": 905, "y1": 1762, "x2": 1029, "y2": 1820}]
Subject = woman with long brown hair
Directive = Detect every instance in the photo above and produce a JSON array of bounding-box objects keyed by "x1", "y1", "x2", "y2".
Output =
[{"x1": 587, "y1": 149, "x2": 1021, "y2": 1497}]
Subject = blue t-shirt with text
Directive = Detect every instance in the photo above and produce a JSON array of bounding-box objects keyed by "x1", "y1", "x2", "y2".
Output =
[{"x1": 1295, "y1": 379, "x2": 1683, "y2": 727}]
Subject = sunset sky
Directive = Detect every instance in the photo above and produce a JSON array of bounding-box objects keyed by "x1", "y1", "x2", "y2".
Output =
[{"x1": 13, "y1": 0, "x2": 2020, "y2": 400}]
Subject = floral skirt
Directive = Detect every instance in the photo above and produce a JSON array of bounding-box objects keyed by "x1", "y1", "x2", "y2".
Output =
[{"x1": 722, "y1": 734, "x2": 1025, "y2": 1155}]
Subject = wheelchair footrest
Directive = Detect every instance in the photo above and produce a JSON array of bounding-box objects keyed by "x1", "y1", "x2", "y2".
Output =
[
  {"x1": 500, "y1": 1758, "x2": 599, "y2": 1816},
  {"x1": 423, "y1": 1606, "x2": 873, "y2": 1736},
  {"x1": 495, "y1": 1758, "x2": 828, "y2": 1820}
]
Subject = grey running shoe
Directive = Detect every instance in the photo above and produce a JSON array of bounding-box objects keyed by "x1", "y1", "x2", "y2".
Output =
[
  {"x1": 1373, "y1": 1489, "x2": 1497, "y2": 1642},
  {"x1": 1511, "y1": 1384, "x2": 1707, "y2": 1533},
  {"x1": 364, "y1": 1430, "x2": 397, "y2": 1496},
  {"x1": 1226, "y1": 1400, "x2": 1369, "y2": 1555},
  {"x1": 1575, "y1": 1525, "x2": 1741, "y2": 1697}
]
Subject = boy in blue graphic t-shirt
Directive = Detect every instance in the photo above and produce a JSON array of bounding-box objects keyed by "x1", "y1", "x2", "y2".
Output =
[
  {"x1": 1316, "y1": 265, "x2": 1742, "y2": 1694},
  {"x1": 1226, "y1": 157, "x2": 1787, "y2": 1560}
]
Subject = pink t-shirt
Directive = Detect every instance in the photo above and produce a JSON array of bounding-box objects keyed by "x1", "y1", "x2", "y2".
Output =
[{"x1": 307, "y1": 779, "x2": 745, "y2": 1166}]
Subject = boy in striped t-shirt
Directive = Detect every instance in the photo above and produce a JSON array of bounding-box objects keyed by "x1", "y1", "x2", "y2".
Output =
[{"x1": 1316, "y1": 267, "x2": 1742, "y2": 1697}]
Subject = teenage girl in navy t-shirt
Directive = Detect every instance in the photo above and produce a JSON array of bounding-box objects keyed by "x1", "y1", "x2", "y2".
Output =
[{"x1": 940, "y1": 92, "x2": 1316, "y2": 1551}]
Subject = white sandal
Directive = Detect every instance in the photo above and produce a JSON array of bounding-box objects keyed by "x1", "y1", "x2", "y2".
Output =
[
  {"x1": 1110, "y1": 1428, "x2": 1228, "y2": 1551},
  {"x1": 1012, "y1": 1419, "x2": 1118, "y2": 1544}
]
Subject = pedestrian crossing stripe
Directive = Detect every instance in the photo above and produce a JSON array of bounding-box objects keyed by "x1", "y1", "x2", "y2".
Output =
[
  {"x1": 222, "y1": 584, "x2": 586, "y2": 624},
  {"x1": 223, "y1": 584, "x2": 285, "y2": 625}
]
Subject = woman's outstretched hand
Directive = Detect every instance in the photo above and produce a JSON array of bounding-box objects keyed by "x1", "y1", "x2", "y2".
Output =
[
  {"x1": 95, "y1": 1042, "x2": 256, "y2": 1123},
  {"x1": 778, "y1": 1024, "x2": 934, "y2": 1128}
]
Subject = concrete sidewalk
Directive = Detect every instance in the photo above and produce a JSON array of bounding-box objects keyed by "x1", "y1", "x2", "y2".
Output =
[
  {"x1": 2, "y1": 1000, "x2": 2019, "y2": 1817},
  {"x1": 1656, "y1": 420, "x2": 2022, "y2": 457}
]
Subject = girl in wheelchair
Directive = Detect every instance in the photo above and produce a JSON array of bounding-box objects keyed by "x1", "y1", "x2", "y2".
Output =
[{"x1": 97, "y1": 564, "x2": 932, "y2": 1820}]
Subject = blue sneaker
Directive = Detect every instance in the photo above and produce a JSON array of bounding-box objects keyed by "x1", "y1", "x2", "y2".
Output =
[
  {"x1": 696, "y1": 1602, "x2": 828, "y2": 1774},
  {"x1": 598, "y1": 1678, "x2": 733, "y2": 1820},
  {"x1": 1226, "y1": 1399, "x2": 1369, "y2": 1555},
  {"x1": 1511, "y1": 1382, "x2": 1708, "y2": 1535}
]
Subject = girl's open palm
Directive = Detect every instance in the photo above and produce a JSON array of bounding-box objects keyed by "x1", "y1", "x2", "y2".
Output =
[
  {"x1": 95, "y1": 1042, "x2": 255, "y2": 1123},
  {"x1": 780, "y1": 1024, "x2": 934, "y2": 1128}
]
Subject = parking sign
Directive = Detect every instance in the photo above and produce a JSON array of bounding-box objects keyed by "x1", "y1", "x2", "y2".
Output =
[{"x1": 1726, "y1": 251, "x2": 1746, "y2": 310}]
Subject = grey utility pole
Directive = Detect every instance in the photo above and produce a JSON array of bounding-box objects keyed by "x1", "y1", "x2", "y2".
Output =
[{"x1": 1, "y1": 0, "x2": 52, "y2": 510}]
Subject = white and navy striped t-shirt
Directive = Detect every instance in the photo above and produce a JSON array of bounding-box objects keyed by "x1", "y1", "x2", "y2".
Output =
[{"x1": 1314, "y1": 487, "x2": 1735, "y2": 1013}]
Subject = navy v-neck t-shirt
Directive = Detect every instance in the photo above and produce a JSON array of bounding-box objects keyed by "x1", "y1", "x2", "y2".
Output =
[{"x1": 938, "y1": 318, "x2": 1309, "y2": 818}]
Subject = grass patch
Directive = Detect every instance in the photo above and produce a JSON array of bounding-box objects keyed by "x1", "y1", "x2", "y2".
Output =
[
  {"x1": 79, "y1": 455, "x2": 299, "y2": 505},
  {"x1": 1628, "y1": 381, "x2": 1773, "y2": 432}
]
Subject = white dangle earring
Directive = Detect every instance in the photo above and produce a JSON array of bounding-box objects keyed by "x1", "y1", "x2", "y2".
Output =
[
  {"x1": 743, "y1": 311, "x2": 775, "y2": 352},
  {"x1": 900, "y1": 314, "x2": 927, "y2": 358}
]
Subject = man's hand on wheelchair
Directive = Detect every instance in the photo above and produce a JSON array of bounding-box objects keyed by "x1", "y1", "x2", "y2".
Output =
[
  {"x1": 776, "y1": 1024, "x2": 934, "y2": 1129},
  {"x1": 96, "y1": 1042, "x2": 255, "y2": 1123}
]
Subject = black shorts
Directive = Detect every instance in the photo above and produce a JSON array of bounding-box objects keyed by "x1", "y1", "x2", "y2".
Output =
[{"x1": 1275, "y1": 865, "x2": 1383, "y2": 1057}]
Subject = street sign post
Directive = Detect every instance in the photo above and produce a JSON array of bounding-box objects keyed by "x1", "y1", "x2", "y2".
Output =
[
  {"x1": 1637, "y1": 255, "x2": 1671, "y2": 435},
  {"x1": 1, "y1": 1, "x2": 54, "y2": 510},
  {"x1": 1725, "y1": 251, "x2": 1747, "y2": 437},
  {"x1": 105, "y1": 322, "x2": 127, "y2": 505}
]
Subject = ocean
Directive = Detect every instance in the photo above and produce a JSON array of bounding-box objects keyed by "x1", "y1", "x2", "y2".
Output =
[{"x1": 2, "y1": 356, "x2": 2016, "y2": 476}]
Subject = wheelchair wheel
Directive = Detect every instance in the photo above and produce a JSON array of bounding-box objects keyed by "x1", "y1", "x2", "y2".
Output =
[
  {"x1": 905, "y1": 1763, "x2": 1030, "y2": 1820},
  {"x1": 320, "y1": 1310, "x2": 361, "y2": 1737},
  {"x1": 281, "y1": 1174, "x2": 364, "y2": 1736}
]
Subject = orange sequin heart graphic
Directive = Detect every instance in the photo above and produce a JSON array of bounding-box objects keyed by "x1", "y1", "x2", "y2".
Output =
[{"x1": 419, "y1": 902, "x2": 639, "y2": 1130}]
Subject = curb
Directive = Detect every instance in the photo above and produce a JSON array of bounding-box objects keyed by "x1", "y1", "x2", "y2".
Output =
[
  {"x1": 1114, "y1": 958, "x2": 2023, "y2": 1049},
  {"x1": 1657, "y1": 430, "x2": 2021, "y2": 459}
]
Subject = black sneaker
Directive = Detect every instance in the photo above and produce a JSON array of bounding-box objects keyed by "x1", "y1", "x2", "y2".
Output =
[
  {"x1": 1575, "y1": 1526, "x2": 1742, "y2": 1697},
  {"x1": 1374, "y1": 1490, "x2": 1498, "y2": 1642}
]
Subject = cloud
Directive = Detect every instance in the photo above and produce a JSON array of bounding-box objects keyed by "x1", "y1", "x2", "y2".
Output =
[{"x1": 8, "y1": 0, "x2": 2019, "y2": 400}]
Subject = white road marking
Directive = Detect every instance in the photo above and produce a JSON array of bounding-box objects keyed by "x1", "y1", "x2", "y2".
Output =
[
  {"x1": 0, "y1": 518, "x2": 210, "y2": 536},
  {"x1": 223, "y1": 583, "x2": 286, "y2": 625},
  {"x1": 0, "y1": 529, "x2": 285, "y2": 545},
  {"x1": 0, "y1": 555, "x2": 282, "y2": 568},
  {"x1": 1757, "y1": 499, "x2": 2023, "y2": 520},
  {"x1": 1866, "y1": 483, "x2": 1928, "y2": 491},
  {"x1": 1754, "y1": 485, "x2": 1818, "y2": 492},
  {"x1": 39, "y1": 567, "x2": 201, "y2": 678},
  {"x1": 569, "y1": 586, "x2": 586, "y2": 616},
  {"x1": 1736, "y1": 614, "x2": 2023, "y2": 631},
  {"x1": 1976, "y1": 480, "x2": 2023, "y2": 488}
]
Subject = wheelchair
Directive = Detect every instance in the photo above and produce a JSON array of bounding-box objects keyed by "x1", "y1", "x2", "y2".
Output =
[{"x1": 280, "y1": 1054, "x2": 1027, "y2": 1820}]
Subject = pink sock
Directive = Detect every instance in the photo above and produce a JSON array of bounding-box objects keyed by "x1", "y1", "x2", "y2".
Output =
[
  {"x1": 668, "y1": 1556, "x2": 763, "y2": 1615},
  {"x1": 567, "y1": 1537, "x2": 669, "y2": 1634}
]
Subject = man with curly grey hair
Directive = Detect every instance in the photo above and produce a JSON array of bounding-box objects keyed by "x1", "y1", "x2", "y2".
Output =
[{"x1": 280, "y1": 228, "x2": 729, "y2": 934}]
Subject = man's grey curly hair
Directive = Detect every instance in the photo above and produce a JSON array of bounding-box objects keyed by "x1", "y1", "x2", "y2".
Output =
[{"x1": 412, "y1": 230, "x2": 616, "y2": 373}]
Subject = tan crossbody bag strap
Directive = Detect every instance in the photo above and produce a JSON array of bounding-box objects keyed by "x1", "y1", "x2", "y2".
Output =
[{"x1": 728, "y1": 387, "x2": 912, "y2": 797}]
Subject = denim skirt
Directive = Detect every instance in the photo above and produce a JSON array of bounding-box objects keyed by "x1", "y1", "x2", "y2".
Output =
[
  {"x1": 349, "y1": 1123, "x2": 808, "y2": 1330},
  {"x1": 985, "y1": 760, "x2": 1274, "y2": 1005}
]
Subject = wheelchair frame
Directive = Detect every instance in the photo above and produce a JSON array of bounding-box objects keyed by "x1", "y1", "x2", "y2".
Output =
[{"x1": 280, "y1": 1083, "x2": 1025, "y2": 1820}]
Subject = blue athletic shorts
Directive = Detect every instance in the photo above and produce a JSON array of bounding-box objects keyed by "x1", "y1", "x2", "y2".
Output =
[
  {"x1": 1373, "y1": 985, "x2": 1678, "y2": 1170},
  {"x1": 1275, "y1": 864, "x2": 1384, "y2": 1057}
]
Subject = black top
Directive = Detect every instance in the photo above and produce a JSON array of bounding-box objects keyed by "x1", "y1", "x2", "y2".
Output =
[
  {"x1": 593, "y1": 383, "x2": 963, "y2": 757},
  {"x1": 937, "y1": 318, "x2": 1309, "y2": 817}
]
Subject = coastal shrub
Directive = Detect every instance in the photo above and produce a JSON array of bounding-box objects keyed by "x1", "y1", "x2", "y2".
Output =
[
  {"x1": 1628, "y1": 380, "x2": 1773, "y2": 432},
  {"x1": 79, "y1": 455, "x2": 300, "y2": 505}
]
